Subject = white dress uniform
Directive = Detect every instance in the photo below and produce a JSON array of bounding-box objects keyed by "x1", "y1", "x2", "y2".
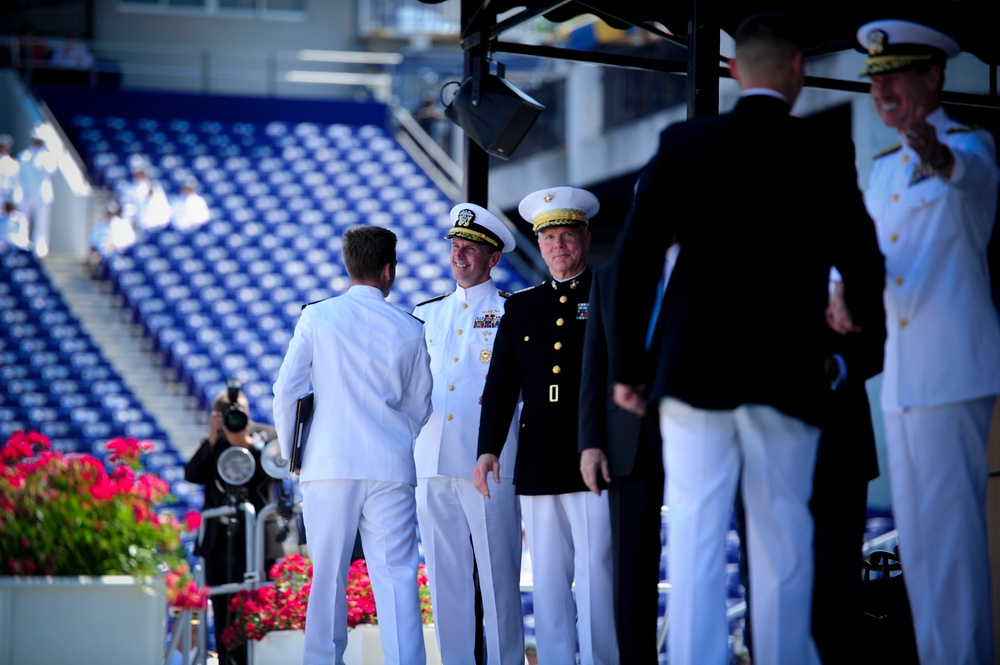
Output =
[
  {"x1": 273, "y1": 283, "x2": 434, "y2": 665},
  {"x1": 0, "y1": 136, "x2": 19, "y2": 206},
  {"x1": 171, "y1": 188, "x2": 211, "y2": 230},
  {"x1": 15, "y1": 137, "x2": 56, "y2": 257},
  {"x1": 865, "y1": 102, "x2": 1000, "y2": 664},
  {"x1": 413, "y1": 278, "x2": 525, "y2": 665}
]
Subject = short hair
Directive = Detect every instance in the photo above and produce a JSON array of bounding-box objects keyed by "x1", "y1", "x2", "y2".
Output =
[
  {"x1": 734, "y1": 12, "x2": 803, "y2": 67},
  {"x1": 343, "y1": 225, "x2": 397, "y2": 282}
]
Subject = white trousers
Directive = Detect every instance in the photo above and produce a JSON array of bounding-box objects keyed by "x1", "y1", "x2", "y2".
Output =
[
  {"x1": 660, "y1": 398, "x2": 821, "y2": 665},
  {"x1": 301, "y1": 479, "x2": 425, "y2": 665},
  {"x1": 520, "y1": 491, "x2": 619, "y2": 665},
  {"x1": 21, "y1": 195, "x2": 50, "y2": 257},
  {"x1": 883, "y1": 397, "x2": 996, "y2": 665},
  {"x1": 416, "y1": 476, "x2": 524, "y2": 665}
]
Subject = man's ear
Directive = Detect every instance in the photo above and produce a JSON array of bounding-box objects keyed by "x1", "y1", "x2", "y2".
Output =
[
  {"x1": 789, "y1": 51, "x2": 803, "y2": 81},
  {"x1": 488, "y1": 251, "x2": 501, "y2": 269},
  {"x1": 728, "y1": 57, "x2": 741, "y2": 83},
  {"x1": 924, "y1": 65, "x2": 943, "y2": 94}
]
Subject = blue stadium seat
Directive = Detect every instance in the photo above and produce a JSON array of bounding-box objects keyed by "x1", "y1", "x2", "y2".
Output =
[
  {"x1": 70, "y1": 110, "x2": 539, "y2": 430},
  {"x1": 59, "y1": 393, "x2": 94, "y2": 410}
]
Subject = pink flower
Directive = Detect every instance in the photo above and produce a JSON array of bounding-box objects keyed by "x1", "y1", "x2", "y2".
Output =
[
  {"x1": 183, "y1": 510, "x2": 202, "y2": 532},
  {"x1": 88, "y1": 476, "x2": 116, "y2": 501},
  {"x1": 1, "y1": 430, "x2": 186, "y2": 579},
  {"x1": 165, "y1": 562, "x2": 208, "y2": 611},
  {"x1": 106, "y1": 436, "x2": 151, "y2": 465}
]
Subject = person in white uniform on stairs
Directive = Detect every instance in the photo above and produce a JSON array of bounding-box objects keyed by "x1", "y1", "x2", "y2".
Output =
[{"x1": 16, "y1": 129, "x2": 56, "y2": 257}]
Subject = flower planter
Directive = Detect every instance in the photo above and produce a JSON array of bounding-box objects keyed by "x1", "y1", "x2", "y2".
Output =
[
  {"x1": 344, "y1": 623, "x2": 443, "y2": 665},
  {"x1": 254, "y1": 629, "x2": 305, "y2": 665},
  {"x1": 0, "y1": 575, "x2": 166, "y2": 665}
]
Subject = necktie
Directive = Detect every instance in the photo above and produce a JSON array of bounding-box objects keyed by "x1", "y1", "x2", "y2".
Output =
[{"x1": 645, "y1": 278, "x2": 664, "y2": 351}]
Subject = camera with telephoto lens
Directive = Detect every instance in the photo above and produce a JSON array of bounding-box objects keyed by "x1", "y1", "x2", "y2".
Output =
[{"x1": 222, "y1": 377, "x2": 249, "y2": 433}]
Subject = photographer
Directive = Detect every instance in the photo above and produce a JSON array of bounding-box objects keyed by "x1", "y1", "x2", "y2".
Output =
[{"x1": 184, "y1": 382, "x2": 283, "y2": 665}]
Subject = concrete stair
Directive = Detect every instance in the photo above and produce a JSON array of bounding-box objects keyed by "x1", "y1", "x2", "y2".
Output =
[{"x1": 40, "y1": 254, "x2": 205, "y2": 460}]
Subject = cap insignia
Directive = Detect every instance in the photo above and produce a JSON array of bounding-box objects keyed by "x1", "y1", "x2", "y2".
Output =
[
  {"x1": 867, "y1": 29, "x2": 887, "y2": 56},
  {"x1": 544, "y1": 192, "x2": 554, "y2": 203},
  {"x1": 456, "y1": 208, "x2": 476, "y2": 227}
]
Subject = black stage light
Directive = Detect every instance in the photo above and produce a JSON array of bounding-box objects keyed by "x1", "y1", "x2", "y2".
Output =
[{"x1": 444, "y1": 65, "x2": 544, "y2": 160}]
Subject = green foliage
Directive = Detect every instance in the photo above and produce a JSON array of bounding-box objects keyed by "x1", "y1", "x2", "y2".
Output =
[{"x1": 0, "y1": 430, "x2": 186, "y2": 579}]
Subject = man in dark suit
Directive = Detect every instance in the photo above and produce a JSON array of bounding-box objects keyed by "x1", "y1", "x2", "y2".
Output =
[
  {"x1": 611, "y1": 13, "x2": 886, "y2": 665},
  {"x1": 578, "y1": 247, "x2": 677, "y2": 663},
  {"x1": 811, "y1": 300, "x2": 885, "y2": 663}
]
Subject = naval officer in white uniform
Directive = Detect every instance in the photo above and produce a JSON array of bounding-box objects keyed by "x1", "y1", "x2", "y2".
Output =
[
  {"x1": 412, "y1": 203, "x2": 524, "y2": 665},
  {"x1": 846, "y1": 19, "x2": 1000, "y2": 665},
  {"x1": 273, "y1": 225, "x2": 434, "y2": 665}
]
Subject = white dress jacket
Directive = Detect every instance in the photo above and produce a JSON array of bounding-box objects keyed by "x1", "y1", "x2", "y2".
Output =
[
  {"x1": 412, "y1": 279, "x2": 518, "y2": 480},
  {"x1": 865, "y1": 107, "x2": 1000, "y2": 411},
  {"x1": 272, "y1": 284, "x2": 433, "y2": 484}
]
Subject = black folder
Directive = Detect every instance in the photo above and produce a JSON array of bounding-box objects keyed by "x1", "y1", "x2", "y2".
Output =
[{"x1": 289, "y1": 391, "x2": 314, "y2": 473}]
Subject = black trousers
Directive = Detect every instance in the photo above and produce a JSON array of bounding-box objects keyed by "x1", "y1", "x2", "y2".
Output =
[{"x1": 608, "y1": 414, "x2": 665, "y2": 664}]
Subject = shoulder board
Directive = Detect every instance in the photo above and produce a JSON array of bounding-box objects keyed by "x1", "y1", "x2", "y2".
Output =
[
  {"x1": 415, "y1": 292, "x2": 452, "y2": 307},
  {"x1": 498, "y1": 290, "x2": 511, "y2": 299},
  {"x1": 873, "y1": 144, "x2": 901, "y2": 160},
  {"x1": 513, "y1": 283, "x2": 541, "y2": 295},
  {"x1": 301, "y1": 297, "x2": 331, "y2": 311},
  {"x1": 946, "y1": 125, "x2": 979, "y2": 135}
]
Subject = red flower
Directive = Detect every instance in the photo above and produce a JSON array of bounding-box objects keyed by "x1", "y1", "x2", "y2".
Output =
[
  {"x1": 0, "y1": 430, "x2": 186, "y2": 580},
  {"x1": 165, "y1": 562, "x2": 209, "y2": 611},
  {"x1": 183, "y1": 510, "x2": 202, "y2": 532},
  {"x1": 217, "y1": 555, "x2": 434, "y2": 647},
  {"x1": 88, "y1": 476, "x2": 116, "y2": 501},
  {"x1": 106, "y1": 436, "x2": 152, "y2": 465}
]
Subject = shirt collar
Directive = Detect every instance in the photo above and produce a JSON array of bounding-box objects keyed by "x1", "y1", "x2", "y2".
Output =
[
  {"x1": 454, "y1": 277, "x2": 495, "y2": 301},
  {"x1": 740, "y1": 88, "x2": 789, "y2": 103},
  {"x1": 552, "y1": 268, "x2": 586, "y2": 284},
  {"x1": 347, "y1": 284, "x2": 386, "y2": 299}
]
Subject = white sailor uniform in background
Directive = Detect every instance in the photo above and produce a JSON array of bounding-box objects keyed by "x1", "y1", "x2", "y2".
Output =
[
  {"x1": 859, "y1": 18, "x2": 1000, "y2": 665},
  {"x1": 413, "y1": 280, "x2": 525, "y2": 665},
  {"x1": 866, "y1": 107, "x2": 1000, "y2": 665},
  {"x1": 16, "y1": 130, "x2": 56, "y2": 257}
]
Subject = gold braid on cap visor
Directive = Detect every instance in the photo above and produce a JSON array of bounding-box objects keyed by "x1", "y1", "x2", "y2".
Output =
[
  {"x1": 861, "y1": 54, "x2": 934, "y2": 76},
  {"x1": 532, "y1": 208, "x2": 589, "y2": 232},
  {"x1": 447, "y1": 227, "x2": 500, "y2": 248}
]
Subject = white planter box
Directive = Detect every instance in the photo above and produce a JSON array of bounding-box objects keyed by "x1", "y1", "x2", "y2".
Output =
[
  {"x1": 254, "y1": 629, "x2": 305, "y2": 665},
  {"x1": 343, "y1": 623, "x2": 442, "y2": 665},
  {"x1": 0, "y1": 575, "x2": 166, "y2": 665}
]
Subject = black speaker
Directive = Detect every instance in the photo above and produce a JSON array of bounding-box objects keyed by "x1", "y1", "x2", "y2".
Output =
[{"x1": 445, "y1": 72, "x2": 544, "y2": 160}]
